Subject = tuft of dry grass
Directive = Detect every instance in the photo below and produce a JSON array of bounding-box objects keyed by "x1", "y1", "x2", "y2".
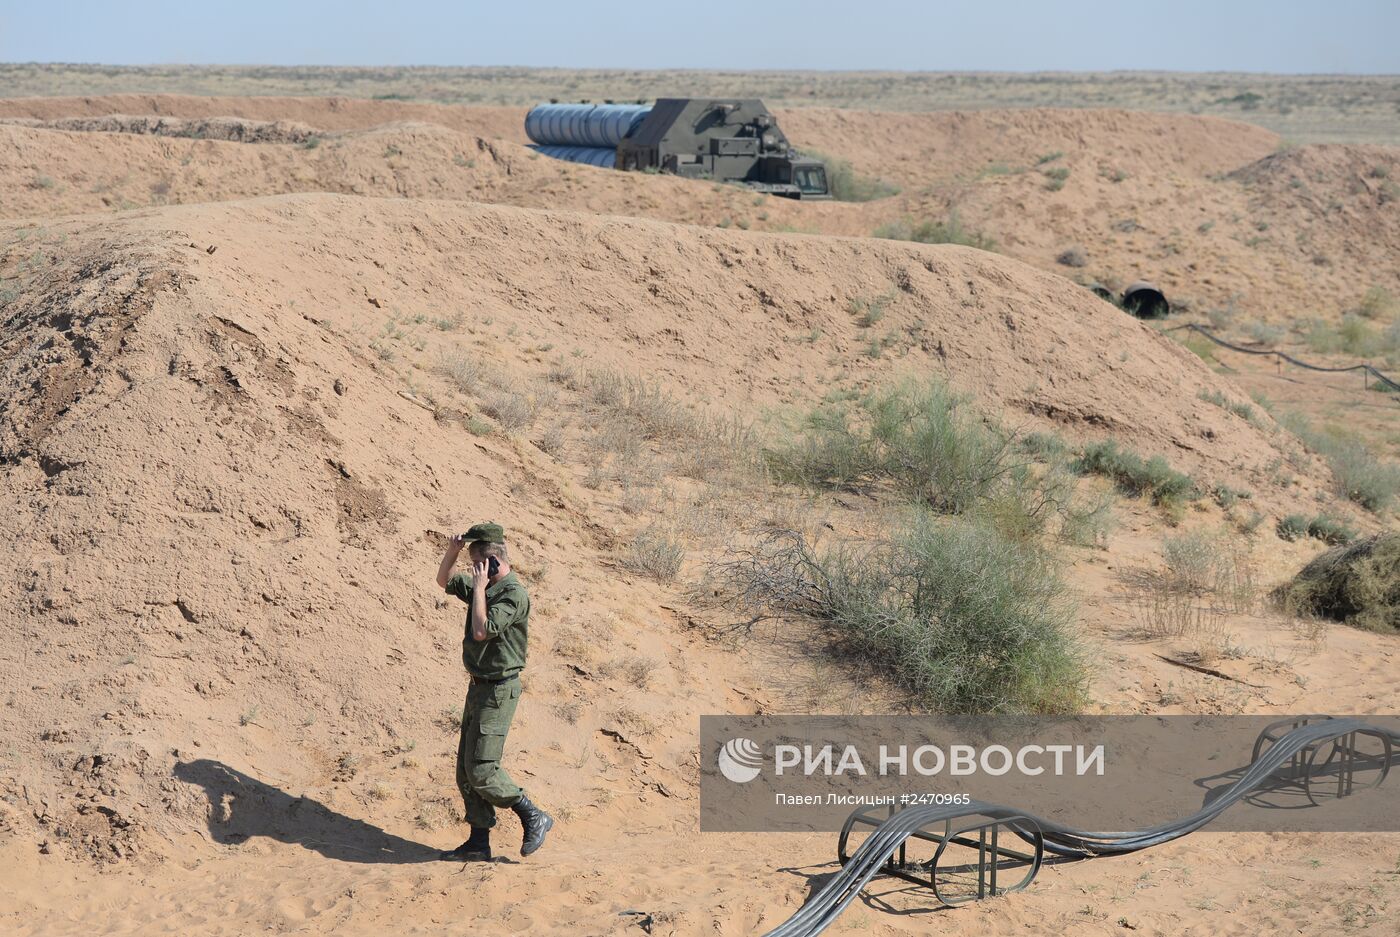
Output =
[
  {"x1": 551, "y1": 625, "x2": 593, "y2": 662},
  {"x1": 414, "y1": 796, "x2": 459, "y2": 831},
  {"x1": 609, "y1": 706, "x2": 659, "y2": 737},
  {"x1": 433, "y1": 346, "x2": 480, "y2": 394},
  {"x1": 620, "y1": 655, "x2": 659, "y2": 689},
  {"x1": 620, "y1": 527, "x2": 685, "y2": 582},
  {"x1": 531, "y1": 422, "x2": 565, "y2": 456},
  {"x1": 552, "y1": 700, "x2": 583, "y2": 725}
]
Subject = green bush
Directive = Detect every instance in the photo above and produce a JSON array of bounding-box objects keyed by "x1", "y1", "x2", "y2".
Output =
[
  {"x1": 1277, "y1": 514, "x2": 1310, "y2": 542},
  {"x1": 1306, "y1": 514, "x2": 1357, "y2": 545},
  {"x1": 767, "y1": 378, "x2": 1012, "y2": 514},
  {"x1": 1198, "y1": 389, "x2": 1262, "y2": 426},
  {"x1": 1072, "y1": 440, "x2": 1196, "y2": 507},
  {"x1": 1058, "y1": 486, "x2": 1116, "y2": 549},
  {"x1": 800, "y1": 150, "x2": 899, "y2": 202},
  {"x1": 1326, "y1": 438, "x2": 1400, "y2": 512},
  {"x1": 768, "y1": 379, "x2": 1110, "y2": 543},
  {"x1": 780, "y1": 381, "x2": 1060, "y2": 528},
  {"x1": 1019, "y1": 431, "x2": 1070, "y2": 462},
  {"x1": 1043, "y1": 166, "x2": 1071, "y2": 191},
  {"x1": 1211, "y1": 485, "x2": 1251, "y2": 510},
  {"x1": 718, "y1": 519, "x2": 1086, "y2": 713},
  {"x1": 1306, "y1": 314, "x2": 1396, "y2": 357},
  {"x1": 848, "y1": 293, "x2": 891, "y2": 327},
  {"x1": 1277, "y1": 513, "x2": 1355, "y2": 544},
  {"x1": 1244, "y1": 320, "x2": 1285, "y2": 345}
]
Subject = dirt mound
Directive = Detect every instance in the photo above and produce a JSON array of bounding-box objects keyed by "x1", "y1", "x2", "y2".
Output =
[
  {"x1": 0, "y1": 120, "x2": 813, "y2": 230},
  {"x1": 4, "y1": 94, "x2": 1396, "y2": 323},
  {"x1": 0, "y1": 95, "x2": 1279, "y2": 185},
  {"x1": 784, "y1": 106, "x2": 1280, "y2": 187},
  {"x1": 0, "y1": 93, "x2": 523, "y2": 139},
  {"x1": 1226, "y1": 144, "x2": 1400, "y2": 287},
  {"x1": 0, "y1": 114, "x2": 321, "y2": 144},
  {"x1": 0, "y1": 192, "x2": 1338, "y2": 864}
]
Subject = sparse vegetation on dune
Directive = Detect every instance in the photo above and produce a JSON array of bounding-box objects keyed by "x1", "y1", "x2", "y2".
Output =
[
  {"x1": 1277, "y1": 410, "x2": 1400, "y2": 513},
  {"x1": 1276, "y1": 512, "x2": 1356, "y2": 545},
  {"x1": 1072, "y1": 439, "x2": 1196, "y2": 509},
  {"x1": 425, "y1": 363, "x2": 1113, "y2": 715},
  {"x1": 798, "y1": 149, "x2": 899, "y2": 202},
  {"x1": 765, "y1": 378, "x2": 1109, "y2": 544},
  {"x1": 872, "y1": 213, "x2": 996, "y2": 251}
]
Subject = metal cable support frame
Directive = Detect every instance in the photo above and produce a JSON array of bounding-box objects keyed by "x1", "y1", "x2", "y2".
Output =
[{"x1": 761, "y1": 718, "x2": 1397, "y2": 936}]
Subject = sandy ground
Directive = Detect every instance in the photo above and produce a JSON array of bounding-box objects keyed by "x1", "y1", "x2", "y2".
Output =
[{"x1": 1, "y1": 94, "x2": 1397, "y2": 937}]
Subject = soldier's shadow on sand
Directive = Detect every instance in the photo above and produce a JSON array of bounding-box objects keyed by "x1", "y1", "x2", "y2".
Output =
[{"x1": 174, "y1": 759, "x2": 439, "y2": 864}]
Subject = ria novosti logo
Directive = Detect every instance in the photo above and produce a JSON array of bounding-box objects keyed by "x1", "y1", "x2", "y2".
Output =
[
  {"x1": 717, "y1": 737, "x2": 764, "y2": 783},
  {"x1": 715, "y1": 738, "x2": 1106, "y2": 783}
]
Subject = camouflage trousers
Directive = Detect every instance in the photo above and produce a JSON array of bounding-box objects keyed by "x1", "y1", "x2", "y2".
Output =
[{"x1": 455, "y1": 675, "x2": 524, "y2": 829}]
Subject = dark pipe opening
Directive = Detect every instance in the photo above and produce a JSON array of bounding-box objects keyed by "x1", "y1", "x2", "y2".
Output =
[{"x1": 1121, "y1": 281, "x2": 1170, "y2": 319}]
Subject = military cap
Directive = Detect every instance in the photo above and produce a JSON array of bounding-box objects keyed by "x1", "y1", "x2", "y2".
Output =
[{"x1": 463, "y1": 521, "x2": 505, "y2": 543}]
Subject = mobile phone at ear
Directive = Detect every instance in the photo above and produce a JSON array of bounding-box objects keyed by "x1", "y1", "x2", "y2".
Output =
[{"x1": 488, "y1": 557, "x2": 500, "y2": 577}]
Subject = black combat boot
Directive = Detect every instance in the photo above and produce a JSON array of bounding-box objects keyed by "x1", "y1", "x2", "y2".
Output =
[
  {"x1": 440, "y1": 826, "x2": 491, "y2": 862},
  {"x1": 511, "y1": 793, "x2": 554, "y2": 857}
]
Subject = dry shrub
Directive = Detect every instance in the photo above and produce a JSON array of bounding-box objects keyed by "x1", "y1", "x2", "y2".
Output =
[
  {"x1": 621, "y1": 526, "x2": 684, "y2": 582},
  {"x1": 1130, "y1": 529, "x2": 1255, "y2": 652},
  {"x1": 1277, "y1": 533, "x2": 1400, "y2": 632},
  {"x1": 434, "y1": 346, "x2": 480, "y2": 393},
  {"x1": 1170, "y1": 528, "x2": 1256, "y2": 610},
  {"x1": 481, "y1": 386, "x2": 534, "y2": 431},
  {"x1": 609, "y1": 706, "x2": 659, "y2": 737},
  {"x1": 1290, "y1": 612, "x2": 1330, "y2": 653},
  {"x1": 1133, "y1": 588, "x2": 1229, "y2": 644},
  {"x1": 552, "y1": 625, "x2": 592, "y2": 661},
  {"x1": 669, "y1": 416, "x2": 765, "y2": 485},
  {"x1": 620, "y1": 484, "x2": 664, "y2": 517},
  {"x1": 1056, "y1": 246, "x2": 1088, "y2": 267},
  {"x1": 620, "y1": 655, "x2": 658, "y2": 689},
  {"x1": 1162, "y1": 531, "x2": 1216, "y2": 594},
  {"x1": 1059, "y1": 485, "x2": 1115, "y2": 549},
  {"x1": 532, "y1": 422, "x2": 565, "y2": 456},
  {"x1": 553, "y1": 700, "x2": 583, "y2": 725},
  {"x1": 415, "y1": 796, "x2": 459, "y2": 831}
]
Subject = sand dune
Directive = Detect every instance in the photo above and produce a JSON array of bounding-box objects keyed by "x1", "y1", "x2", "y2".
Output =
[
  {"x1": 2, "y1": 95, "x2": 1395, "y2": 324},
  {"x1": 1, "y1": 93, "x2": 1398, "y2": 937}
]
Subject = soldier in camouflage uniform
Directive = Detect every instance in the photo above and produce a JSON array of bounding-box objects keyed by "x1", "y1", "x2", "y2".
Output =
[{"x1": 434, "y1": 521, "x2": 554, "y2": 861}]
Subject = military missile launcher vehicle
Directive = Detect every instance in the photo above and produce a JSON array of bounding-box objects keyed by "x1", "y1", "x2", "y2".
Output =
[{"x1": 524, "y1": 98, "x2": 831, "y2": 199}]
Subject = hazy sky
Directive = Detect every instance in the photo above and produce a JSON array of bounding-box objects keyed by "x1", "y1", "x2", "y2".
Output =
[{"x1": 2, "y1": 1, "x2": 1397, "y2": 74}]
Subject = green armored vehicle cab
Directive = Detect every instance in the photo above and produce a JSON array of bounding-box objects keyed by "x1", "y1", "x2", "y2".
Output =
[{"x1": 617, "y1": 98, "x2": 830, "y2": 199}]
